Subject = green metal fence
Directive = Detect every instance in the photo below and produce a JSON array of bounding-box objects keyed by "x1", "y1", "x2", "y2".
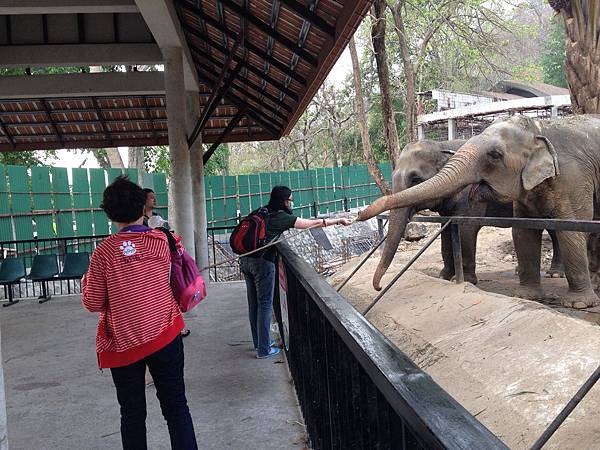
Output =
[{"x1": 0, "y1": 162, "x2": 391, "y2": 241}]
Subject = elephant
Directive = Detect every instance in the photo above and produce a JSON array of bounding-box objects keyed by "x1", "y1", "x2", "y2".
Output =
[
  {"x1": 374, "y1": 139, "x2": 563, "y2": 291},
  {"x1": 359, "y1": 115, "x2": 600, "y2": 309}
]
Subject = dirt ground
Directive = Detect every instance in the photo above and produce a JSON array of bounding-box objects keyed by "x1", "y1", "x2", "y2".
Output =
[{"x1": 329, "y1": 226, "x2": 600, "y2": 450}]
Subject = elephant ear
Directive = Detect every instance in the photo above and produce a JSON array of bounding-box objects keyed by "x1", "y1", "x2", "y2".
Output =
[{"x1": 521, "y1": 135, "x2": 560, "y2": 191}]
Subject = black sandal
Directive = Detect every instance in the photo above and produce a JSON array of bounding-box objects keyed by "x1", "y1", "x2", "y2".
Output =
[{"x1": 180, "y1": 328, "x2": 191, "y2": 337}]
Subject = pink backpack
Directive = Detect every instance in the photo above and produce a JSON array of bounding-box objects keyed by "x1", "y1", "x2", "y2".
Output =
[{"x1": 158, "y1": 228, "x2": 206, "y2": 312}]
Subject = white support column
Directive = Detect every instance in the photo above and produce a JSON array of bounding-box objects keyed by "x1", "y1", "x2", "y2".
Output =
[
  {"x1": 447, "y1": 118, "x2": 456, "y2": 140},
  {"x1": 417, "y1": 125, "x2": 424, "y2": 140},
  {"x1": 186, "y1": 91, "x2": 209, "y2": 278},
  {"x1": 0, "y1": 328, "x2": 7, "y2": 450},
  {"x1": 164, "y1": 46, "x2": 195, "y2": 253}
]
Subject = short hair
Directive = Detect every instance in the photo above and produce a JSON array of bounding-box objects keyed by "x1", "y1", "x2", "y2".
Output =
[
  {"x1": 100, "y1": 175, "x2": 145, "y2": 223},
  {"x1": 268, "y1": 185, "x2": 292, "y2": 213},
  {"x1": 143, "y1": 188, "x2": 154, "y2": 195}
]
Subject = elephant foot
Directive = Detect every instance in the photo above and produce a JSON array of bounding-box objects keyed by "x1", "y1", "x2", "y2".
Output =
[
  {"x1": 464, "y1": 272, "x2": 478, "y2": 285},
  {"x1": 546, "y1": 263, "x2": 565, "y2": 278},
  {"x1": 439, "y1": 267, "x2": 454, "y2": 281},
  {"x1": 517, "y1": 285, "x2": 545, "y2": 300},
  {"x1": 562, "y1": 290, "x2": 600, "y2": 309}
]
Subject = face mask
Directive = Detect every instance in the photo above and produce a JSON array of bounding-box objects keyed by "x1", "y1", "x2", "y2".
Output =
[{"x1": 288, "y1": 201, "x2": 294, "y2": 209}]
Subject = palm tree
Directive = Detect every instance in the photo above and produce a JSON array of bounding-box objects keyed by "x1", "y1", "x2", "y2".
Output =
[{"x1": 549, "y1": 0, "x2": 600, "y2": 113}]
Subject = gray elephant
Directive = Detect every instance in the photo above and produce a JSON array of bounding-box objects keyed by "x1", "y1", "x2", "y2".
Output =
[
  {"x1": 374, "y1": 139, "x2": 563, "y2": 290},
  {"x1": 360, "y1": 115, "x2": 600, "y2": 309}
]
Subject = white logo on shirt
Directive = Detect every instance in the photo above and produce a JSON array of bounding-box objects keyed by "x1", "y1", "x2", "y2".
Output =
[{"x1": 119, "y1": 241, "x2": 136, "y2": 256}]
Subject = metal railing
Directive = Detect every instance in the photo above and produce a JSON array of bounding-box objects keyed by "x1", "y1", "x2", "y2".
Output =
[
  {"x1": 274, "y1": 242, "x2": 508, "y2": 449},
  {"x1": 0, "y1": 234, "x2": 107, "y2": 300}
]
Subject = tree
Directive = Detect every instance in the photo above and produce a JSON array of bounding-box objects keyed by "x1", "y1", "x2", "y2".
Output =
[
  {"x1": 549, "y1": 0, "x2": 597, "y2": 111},
  {"x1": 144, "y1": 144, "x2": 229, "y2": 176},
  {"x1": 0, "y1": 151, "x2": 56, "y2": 167},
  {"x1": 349, "y1": 35, "x2": 391, "y2": 195},
  {"x1": 541, "y1": 16, "x2": 568, "y2": 87},
  {"x1": 371, "y1": 0, "x2": 402, "y2": 169}
]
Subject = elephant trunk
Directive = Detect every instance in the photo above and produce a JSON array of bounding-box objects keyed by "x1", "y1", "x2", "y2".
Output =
[
  {"x1": 373, "y1": 206, "x2": 414, "y2": 290},
  {"x1": 358, "y1": 147, "x2": 480, "y2": 221}
]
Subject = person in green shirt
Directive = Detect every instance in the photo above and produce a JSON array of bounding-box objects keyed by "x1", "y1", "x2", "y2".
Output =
[{"x1": 240, "y1": 185, "x2": 351, "y2": 358}]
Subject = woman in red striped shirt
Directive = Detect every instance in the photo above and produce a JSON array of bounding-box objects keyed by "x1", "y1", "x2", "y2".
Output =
[{"x1": 82, "y1": 176, "x2": 197, "y2": 450}]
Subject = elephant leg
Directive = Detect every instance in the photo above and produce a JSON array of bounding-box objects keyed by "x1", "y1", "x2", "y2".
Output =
[
  {"x1": 557, "y1": 230, "x2": 600, "y2": 308},
  {"x1": 460, "y1": 225, "x2": 479, "y2": 285},
  {"x1": 439, "y1": 226, "x2": 455, "y2": 281},
  {"x1": 513, "y1": 227, "x2": 544, "y2": 299},
  {"x1": 546, "y1": 230, "x2": 565, "y2": 278}
]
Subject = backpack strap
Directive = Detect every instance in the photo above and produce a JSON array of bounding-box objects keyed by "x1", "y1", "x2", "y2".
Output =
[{"x1": 157, "y1": 227, "x2": 177, "y2": 252}]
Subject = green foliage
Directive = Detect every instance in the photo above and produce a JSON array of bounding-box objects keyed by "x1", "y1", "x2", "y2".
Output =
[
  {"x1": 0, "y1": 151, "x2": 56, "y2": 167},
  {"x1": 541, "y1": 16, "x2": 568, "y2": 88},
  {"x1": 144, "y1": 144, "x2": 229, "y2": 177}
]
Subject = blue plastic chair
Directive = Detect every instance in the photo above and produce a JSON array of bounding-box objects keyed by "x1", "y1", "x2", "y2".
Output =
[
  {"x1": 56, "y1": 252, "x2": 90, "y2": 294},
  {"x1": 27, "y1": 254, "x2": 59, "y2": 303},
  {"x1": 0, "y1": 257, "x2": 26, "y2": 307}
]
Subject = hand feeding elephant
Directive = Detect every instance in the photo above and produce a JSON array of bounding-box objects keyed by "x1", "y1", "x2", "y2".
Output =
[
  {"x1": 374, "y1": 139, "x2": 563, "y2": 290},
  {"x1": 359, "y1": 115, "x2": 599, "y2": 309}
]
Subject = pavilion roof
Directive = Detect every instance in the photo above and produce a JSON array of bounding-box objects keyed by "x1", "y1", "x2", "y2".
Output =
[{"x1": 0, "y1": 0, "x2": 372, "y2": 152}]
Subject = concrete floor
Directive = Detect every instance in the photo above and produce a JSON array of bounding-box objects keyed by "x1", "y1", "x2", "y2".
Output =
[{"x1": 0, "y1": 282, "x2": 306, "y2": 450}]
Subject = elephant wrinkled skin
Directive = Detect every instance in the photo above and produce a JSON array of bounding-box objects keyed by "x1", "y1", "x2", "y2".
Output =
[
  {"x1": 360, "y1": 115, "x2": 599, "y2": 309},
  {"x1": 374, "y1": 140, "x2": 563, "y2": 291}
]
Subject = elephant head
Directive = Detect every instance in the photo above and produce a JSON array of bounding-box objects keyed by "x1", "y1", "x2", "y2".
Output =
[
  {"x1": 373, "y1": 140, "x2": 465, "y2": 290},
  {"x1": 359, "y1": 115, "x2": 560, "y2": 225}
]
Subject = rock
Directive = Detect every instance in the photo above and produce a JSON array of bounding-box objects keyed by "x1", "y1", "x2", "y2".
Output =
[
  {"x1": 405, "y1": 222, "x2": 434, "y2": 241},
  {"x1": 503, "y1": 254, "x2": 513, "y2": 262}
]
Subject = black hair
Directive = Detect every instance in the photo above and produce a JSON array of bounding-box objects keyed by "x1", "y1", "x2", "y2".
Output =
[
  {"x1": 100, "y1": 175, "x2": 146, "y2": 223},
  {"x1": 143, "y1": 188, "x2": 154, "y2": 194},
  {"x1": 268, "y1": 185, "x2": 292, "y2": 214}
]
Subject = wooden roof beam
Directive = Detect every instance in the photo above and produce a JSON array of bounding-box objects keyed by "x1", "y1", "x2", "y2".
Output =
[
  {"x1": 277, "y1": 0, "x2": 335, "y2": 38},
  {"x1": 203, "y1": 107, "x2": 246, "y2": 164},
  {"x1": 190, "y1": 48, "x2": 293, "y2": 112},
  {"x1": 0, "y1": 0, "x2": 137, "y2": 14},
  {"x1": 177, "y1": 0, "x2": 317, "y2": 67},
  {"x1": 181, "y1": 8, "x2": 306, "y2": 86}
]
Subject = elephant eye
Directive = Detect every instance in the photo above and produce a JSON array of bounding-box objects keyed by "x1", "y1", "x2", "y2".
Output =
[
  {"x1": 488, "y1": 149, "x2": 503, "y2": 161},
  {"x1": 410, "y1": 176, "x2": 424, "y2": 185}
]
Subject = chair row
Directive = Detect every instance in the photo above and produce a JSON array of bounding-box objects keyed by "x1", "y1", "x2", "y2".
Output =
[{"x1": 0, "y1": 252, "x2": 90, "y2": 307}]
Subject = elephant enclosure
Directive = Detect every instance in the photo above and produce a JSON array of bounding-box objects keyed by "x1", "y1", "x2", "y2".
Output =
[{"x1": 331, "y1": 225, "x2": 600, "y2": 450}]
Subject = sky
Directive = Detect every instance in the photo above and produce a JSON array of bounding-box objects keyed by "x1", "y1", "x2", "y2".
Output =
[{"x1": 54, "y1": 47, "x2": 353, "y2": 170}]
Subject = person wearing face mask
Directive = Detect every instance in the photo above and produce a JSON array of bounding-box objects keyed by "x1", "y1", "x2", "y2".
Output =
[{"x1": 240, "y1": 185, "x2": 352, "y2": 359}]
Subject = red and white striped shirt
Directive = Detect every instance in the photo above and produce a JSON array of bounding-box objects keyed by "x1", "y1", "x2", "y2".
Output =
[{"x1": 82, "y1": 229, "x2": 185, "y2": 368}]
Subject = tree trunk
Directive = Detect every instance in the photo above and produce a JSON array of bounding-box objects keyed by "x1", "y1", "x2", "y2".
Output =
[
  {"x1": 550, "y1": 1, "x2": 600, "y2": 285},
  {"x1": 391, "y1": 2, "x2": 417, "y2": 143},
  {"x1": 128, "y1": 147, "x2": 145, "y2": 181},
  {"x1": 349, "y1": 36, "x2": 391, "y2": 195},
  {"x1": 551, "y1": 2, "x2": 600, "y2": 114},
  {"x1": 371, "y1": 0, "x2": 401, "y2": 169}
]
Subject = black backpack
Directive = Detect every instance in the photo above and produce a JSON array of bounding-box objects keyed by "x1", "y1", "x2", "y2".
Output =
[{"x1": 229, "y1": 207, "x2": 271, "y2": 255}]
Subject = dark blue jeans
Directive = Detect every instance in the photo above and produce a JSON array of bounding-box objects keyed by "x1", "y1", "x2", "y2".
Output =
[
  {"x1": 240, "y1": 256, "x2": 276, "y2": 357},
  {"x1": 110, "y1": 335, "x2": 197, "y2": 450}
]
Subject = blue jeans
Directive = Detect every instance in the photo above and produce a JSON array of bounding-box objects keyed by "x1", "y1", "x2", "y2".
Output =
[
  {"x1": 110, "y1": 335, "x2": 198, "y2": 450},
  {"x1": 240, "y1": 256, "x2": 276, "y2": 357}
]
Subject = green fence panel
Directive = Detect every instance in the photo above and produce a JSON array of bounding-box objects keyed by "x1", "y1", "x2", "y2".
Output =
[
  {"x1": 89, "y1": 168, "x2": 109, "y2": 236},
  {"x1": 347, "y1": 165, "x2": 360, "y2": 209},
  {"x1": 51, "y1": 167, "x2": 74, "y2": 237},
  {"x1": 380, "y1": 162, "x2": 392, "y2": 182},
  {"x1": 210, "y1": 176, "x2": 225, "y2": 225},
  {"x1": 0, "y1": 165, "x2": 12, "y2": 241},
  {"x1": 288, "y1": 171, "x2": 301, "y2": 216},
  {"x1": 153, "y1": 173, "x2": 168, "y2": 220},
  {"x1": 72, "y1": 168, "x2": 94, "y2": 237},
  {"x1": 224, "y1": 175, "x2": 237, "y2": 226},
  {"x1": 315, "y1": 168, "x2": 327, "y2": 214},
  {"x1": 204, "y1": 176, "x2": 213, "y2": 224},
  {"x1": 333, "y1": 166, "x2": 345, "y2": 211},
  {"x1": 238, "y1": 175, "x2": 250, "y2": 217},
  {"x1": 259, "y1": 173, "x2": 271, "y2": 205},
  {"x1": 297, "y1": 170, "x2": 312, "y2": 217},
  {"x1": 248, "y1": 174, "x2": 261, "y2": 210},
  {"x1": 30, "y1": 166, "x2": 54, "y2": 239},
  {"x1": 325, "y1": 168, "x2": 335, "y2": 213},
  {"x1": 143, "y1": 172, "x2": 154, "y2": 189},
  {"x1": 278, "y1": 171, "x2": 290, "y2": 188},
  {"x1": 270, "y1": 172, "x2": 281, "y2": 187},
  {"x1": 7, "y1": 166, "x2": 33, "y2": 240},
  {"x1": 107, "y1": 168, "x2": 124, "y2": 184},
  {"x1": 126, "y1": 168, "x2": 139, "y2": 184}
]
